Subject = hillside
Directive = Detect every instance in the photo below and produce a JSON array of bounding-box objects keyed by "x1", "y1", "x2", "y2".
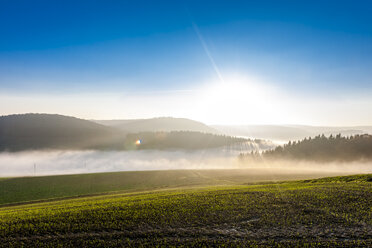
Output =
[
  {"x1": 124, "y1": 131, "x2": 247, "y2": 150},
  {"x1": 0, "y1": 174, "x2": 370, "y2": 247},
  {"x1": 242, "y1": 134, "x2": 372, "y2": 162},
  {"x1": 0, "y1": 169, "x2": 350, "y2": 205},
  {"x1": 95, "y1": 117, "x2": 218, "y2": 134},
  {"x1": 213, "y1": 125, "x2": 372, "y2": 142},
  {"x1": 0, "y1": 114, "x2": 244, "y2": 151},
  {"x1": 0, "y1": 114, "x2": 125, "y2": 151}
]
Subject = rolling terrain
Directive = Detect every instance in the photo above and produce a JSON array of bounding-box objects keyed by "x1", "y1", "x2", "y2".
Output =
[
  {"x1": 95, "y1": 117, "x2": 218, "y2": 134},
  {"x1": 214, "y1": 125, "x2": 372, "y2": 142},
  {"x1": 0, "y1": 114, "x2": 124, "y2": 151},
  {"x1": 241, "y1": 134, "x2": 372, "y2": 163},
  {"x1": 124, "y1": 131, "x2": 247, "y2": 150},
  {"x1": 0, "y1": 174, "x2": 370, "y2": 247},
  {"x1": 0, "y1": 114, "x2": 246, "y2": 151},
  {"x1": 0, "y1": 169, "x2": 351, "y2": 205}
]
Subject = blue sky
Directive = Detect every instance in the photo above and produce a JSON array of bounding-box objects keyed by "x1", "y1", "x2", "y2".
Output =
[{"x1": 1, "y1": 0, "x2": 372, "y2": 125}]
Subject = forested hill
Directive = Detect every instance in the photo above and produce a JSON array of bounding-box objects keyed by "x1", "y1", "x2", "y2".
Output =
[
  {"x1": 0, "y1": 114, "x2": 125, "y2": 151},
  {"x1": 0, "y1": 114, "x2": 249, "y2": 151},
  {"x1": 242, "y1": 134, "x2": 372, "y2": 162},
  {"x1": 124, "y1": 131, "x2": 248, "y2": 150},
  {"x1": 95, "y1": 117, "x2": 217, "y2": 134}
]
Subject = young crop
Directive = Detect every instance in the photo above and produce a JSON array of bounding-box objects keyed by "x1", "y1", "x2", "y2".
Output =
[{"x1": 0, "y1": 177, "x2": 370, "y2": 247}]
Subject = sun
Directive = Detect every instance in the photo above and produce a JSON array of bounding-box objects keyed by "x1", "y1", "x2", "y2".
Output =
[{"x1": 193, "y1": 74, "x2": 275, "y2": 124}]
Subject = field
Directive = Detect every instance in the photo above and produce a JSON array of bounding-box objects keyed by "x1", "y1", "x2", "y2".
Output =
[
  {"x1": 0, "y1": 169, "x2": 352, "y2": 205},
  {"x1": 0, "y1": 173, "x2": 371, "y2": 247}
]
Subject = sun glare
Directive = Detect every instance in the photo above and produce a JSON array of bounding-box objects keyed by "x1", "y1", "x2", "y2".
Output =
[{"x1": 195, "y1": 75, "x2": 275, "y2": 124}]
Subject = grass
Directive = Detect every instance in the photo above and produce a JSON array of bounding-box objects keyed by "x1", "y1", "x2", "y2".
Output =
[
  {"x1": 0, "y1": 174, "x2": 370, "y2": 247},
  {"x1": 0, "y1": 169, "x2": 352, "y2": 206},
  {"x1": 303, "y1": 174, "x2": 372, "y2": 183}
]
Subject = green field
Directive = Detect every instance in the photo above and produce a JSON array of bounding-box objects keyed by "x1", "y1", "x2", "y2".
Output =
[
  {"x1": 0, "y1": 173, "x2": 371, "y2": 247},
  {"x1": 0, "y1": 169, "x2": 352, "y2": 205}
]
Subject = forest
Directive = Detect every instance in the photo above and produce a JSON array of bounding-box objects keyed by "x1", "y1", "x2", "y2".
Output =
[
  {"x1": 241, "y1": 134, "x2": 372, "y2": 162},
  {"x1": 124, "y1": 131, "x2": 247, "y2": 150}
]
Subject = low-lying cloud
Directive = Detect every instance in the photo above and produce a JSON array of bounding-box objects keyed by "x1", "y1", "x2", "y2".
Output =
[
  {"x1": 0, "y1": 148, "x2": 248, "y2": 177},
  {"x1": 1, "y1": 147, "x2": 371, "y2": 178}
]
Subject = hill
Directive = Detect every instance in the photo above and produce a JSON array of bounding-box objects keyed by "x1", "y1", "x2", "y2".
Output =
[
  {"x1": 0, "y1": 169, "x2": 352, "y2": 205},
  {"x1": 95, "y1": 117, "x2": 218, "y2": 134},
  {"x1": 0, "y1": 114, "x2": 125, "y2": 151},
  {"x1": 241, "y1": 134, "x2": 372, "y2": 162},
  {"x1": 124, "y1": 131, "x2": 247, "y2": 150},
  {"x1": 0, "y1": 174, "x2": 370, "y2": 247},
  {"x1": 0, "y1": 114, "x2": 244, "y2": 151},
  {"x1": 213, "y1": 124, "x2": 372, "y2": 142}
]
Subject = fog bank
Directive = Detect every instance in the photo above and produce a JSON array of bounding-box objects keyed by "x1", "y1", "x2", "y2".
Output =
[
  {"x1": 0, "y1": 148, "x2": 247, "y2": 177},
  {"x1": 1, "y1": 148, "x2": 371, "y2": 177}
]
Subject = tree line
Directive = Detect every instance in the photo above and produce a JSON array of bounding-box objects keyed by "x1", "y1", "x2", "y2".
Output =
[
  {"x1": 240, "y1": 134, "x2": 372, "y2": 162},
  {"x1": 125, "y1": 131, "x2": 247, "y2": 150}
]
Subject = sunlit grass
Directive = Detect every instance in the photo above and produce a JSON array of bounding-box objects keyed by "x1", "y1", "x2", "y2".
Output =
[{"x1": 0, "y1": 174, "x2": 370, "y2": 247}]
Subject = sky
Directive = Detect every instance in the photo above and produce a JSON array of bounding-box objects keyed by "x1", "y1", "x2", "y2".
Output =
[{"x1": 1, "y1": 0, "x2": 372, "y2": 125}]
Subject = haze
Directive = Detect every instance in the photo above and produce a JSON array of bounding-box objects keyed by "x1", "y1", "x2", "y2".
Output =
[{"x1": 2, "y1": 149, "x2": 371, "y2": 178}]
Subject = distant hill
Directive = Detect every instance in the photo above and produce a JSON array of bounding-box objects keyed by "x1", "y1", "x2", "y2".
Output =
[
  {"x1": 124, "y1": 131, "x2": 247, "y2": 150},
  {"x1": 213, "y1": 125, "x2": 372, "y2": 142},
  {"x1": 0, "y1": 114, "x2": 248, "y2": 151},
  {"x1": 241, "y1": 134, "x2": 372, "y2": 162},
  {"x1": 0, "y1": 114, "x2": 125, "y2": 151},
  {"x1": 95, "y1": 117, "x2": 218, "y2": 134}
]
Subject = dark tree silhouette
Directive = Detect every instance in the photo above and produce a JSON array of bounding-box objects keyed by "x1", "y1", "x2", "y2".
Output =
[
  {"x1": 124, "y1": 131, "x2": 247, "y2": 150},
  {"x1": 241, "y1": 134, "x2": 372, "y2": 162}
]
